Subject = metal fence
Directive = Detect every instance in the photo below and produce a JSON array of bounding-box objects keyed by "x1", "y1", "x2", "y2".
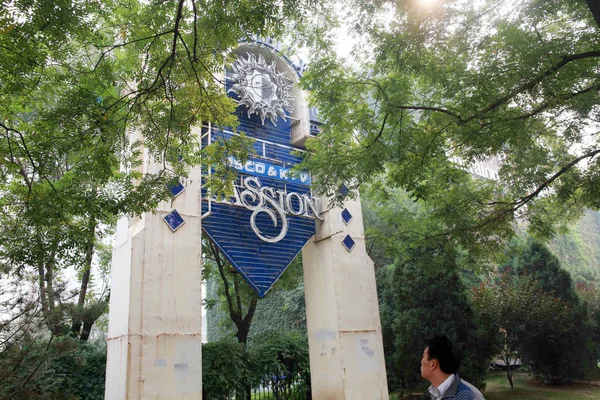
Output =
[
  {"x1": 250, "y1": 373, "x2": 311, "y2": 400},
  {"x1": 204, "y1": 373, "x2": 310, "y2": 400}
]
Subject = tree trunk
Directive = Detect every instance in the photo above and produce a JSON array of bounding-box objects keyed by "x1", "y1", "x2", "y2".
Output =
[
  {"x1": 37, "y1": 260, "x2": 49, "y2": 324},
  {"x1": 71, "y1": 210, "x2": 97, "y2": 340},
  {"x1": 80, "y1": 320, "x2": 93, "y2": 341},
  {"x1": 236, "y1": 321, "x2": 250, "y2": 345},
  {"x1": 208, "y1": 239, "x2": 259, "y2": 400},
  {"x1": 36, "y1": 234, "x2": 62, "y2": 335},
  {"x1": 234, "y1": 297, "x2": 257, "y2": 346}
]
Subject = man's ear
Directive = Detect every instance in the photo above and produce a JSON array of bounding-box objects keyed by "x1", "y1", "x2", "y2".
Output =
[{"x1": 430, "y1": 359, "x2": 438, "y2": 370}]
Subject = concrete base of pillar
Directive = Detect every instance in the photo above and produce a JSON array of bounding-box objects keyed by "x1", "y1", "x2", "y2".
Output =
[{"x1": 105, "y1": 195, "x2": 203, "y2": 399}]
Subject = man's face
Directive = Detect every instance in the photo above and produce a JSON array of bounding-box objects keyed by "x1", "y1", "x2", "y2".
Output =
[{"x1": 421, "y1": 347, "x2": 434, "y2": 381}]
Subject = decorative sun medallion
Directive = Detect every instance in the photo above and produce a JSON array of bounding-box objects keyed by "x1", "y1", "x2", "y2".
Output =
[{"x1": 228, "y1": 53, "x2": 294, "y2": 125}]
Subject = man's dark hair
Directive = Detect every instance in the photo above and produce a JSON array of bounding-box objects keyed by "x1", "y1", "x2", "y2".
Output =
[{"x1": 425, "y1": 335, "x2": 460, "y2": 374}]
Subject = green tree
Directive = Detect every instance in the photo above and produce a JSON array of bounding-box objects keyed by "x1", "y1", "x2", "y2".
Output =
[
  {"x1": 362, "y1": 183, "x2": 487, "y2": 272},
  {"x1": 201, "y1": 340, "x2": 250, "y2": 400},
  {"x1": 520, "y1": 300, "x2": 592, "y2": 384},
  {"x1": 375, "y1": 263, "x2": 404, "y2": 392},
  {"x1": 204, "y1": 238, "x2": 260, "y2": 346},
  {"x1": 361, "y1": 183, "x2": 488, "y2": 391},
  {"x1": 0, "y1": 336, "x2": 107, "y2": 400},
  {"x1": 201, "y1": 332, "x2": 310, "y2": 400},
  {"x1": 549, "y1": 210, "x2": 600, "y2": 284},
  {"x1": 499, "y1": 239, "x2": 594, "y2": 383},
  {"x1": 501, "y1": 240, "x2": 578, "y2": 304},
  {"x1": 576, "y1": 283, "x2": 600, "y2": 369},
  {"x1": 300, "y1": 0, "x2": 600, "y2": 258},
  {"x1": 247, "y1": 280, "x2": 307, "y2": 339},
  {"x1": 362, "y1": 184, "x2": 432, "y2": 269},
  {"x1": 385, "y1": 245, "x2": 492, "y2": 393},
  {"x1": 203, "y1": 235, "x2": 307, "y2": 400},
  {"x1": 472, "y1": 276, "x2": 569, "y2": 389}
]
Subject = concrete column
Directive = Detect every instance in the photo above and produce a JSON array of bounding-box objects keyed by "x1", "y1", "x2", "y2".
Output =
[
  {"x1": 105, "y1": 143, "x2": 203, "y2": 399},
  {"x1": 302, "y1": 194, "x2": 389, "y2": 400}
]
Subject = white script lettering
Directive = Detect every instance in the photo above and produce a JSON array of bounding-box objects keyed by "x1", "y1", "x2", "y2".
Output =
[{"x1": 222, "y1": 177, "x2": 322, "y2": 243}]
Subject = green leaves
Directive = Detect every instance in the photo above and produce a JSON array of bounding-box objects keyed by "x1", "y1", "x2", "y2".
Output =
[
  {"x1": 473, "y1": 240, "x2": 594, "y2": 384},
  {"x1": 1, "y1": 0, "x2": 330, "y2": 363},
  {"x1": 0, "y1": 337, "x2": 107, "y2": 400},
  {"x1": 1, "y1": 0, "x2": 336, "y2": 395},
  {"x1": 202, "y1": 332, "x2": 310, "y2": 399},
  {"x1": 302, "y1": 0, "x2": 600, "y2": 254},
  {"x1": 380, "y1": 246, "x2": 492, "y2": 390}
]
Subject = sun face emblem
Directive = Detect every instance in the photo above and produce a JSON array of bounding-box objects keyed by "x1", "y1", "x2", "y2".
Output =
[{"x1": 228, "y1": 53, "x2": 294, "y2": 125}]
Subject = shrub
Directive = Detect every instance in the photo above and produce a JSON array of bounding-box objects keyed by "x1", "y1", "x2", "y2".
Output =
[
  {"x1": 501, "y1": 240, "x2": 595, "y2": 383},
  {"x1": 202, "y1": 331, "x2": 310, "y2": 400},
  {"x1": 0, "y1": 336, "x2": 106, "y2": 400},
  {"x1": 248, "y1": 330, "x2": 310, "y2": 397},
  {"x1": 202, "y1": 339, "x2": 250, "y2": 399}
]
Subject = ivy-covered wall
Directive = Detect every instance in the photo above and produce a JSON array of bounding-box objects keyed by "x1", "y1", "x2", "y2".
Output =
[{"x1": 206, "y1": 273, "x2": 306, "y2": 343}]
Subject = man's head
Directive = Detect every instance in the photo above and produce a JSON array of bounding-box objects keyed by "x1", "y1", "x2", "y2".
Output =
[{"x1": 420, "y1": 335, "x2": 460, "y2": 384}]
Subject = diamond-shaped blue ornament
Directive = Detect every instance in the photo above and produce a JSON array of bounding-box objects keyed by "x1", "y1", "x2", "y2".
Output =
[
  {"x1": 342, "y1": 234, "x2": 355, "y2": 252},
  {"x1": 166, "y1": 178, "x2": 185, "y2": 198},
  {"x1": 340, "y1": 184, "x2": 349, "y2": 198},
  {"x1": 164, "y1": 210, "x2": 185, "y2": 232},
  {"x1": 341, "y1": 208, "x2": 353, "y2": 225},
  {"x1": 310, "y1": 124, "x2": 320, "y2": 136}
]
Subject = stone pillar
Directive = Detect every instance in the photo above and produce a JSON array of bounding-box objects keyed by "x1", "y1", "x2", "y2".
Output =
[
  {"x1": 105, "y1": 142, "x2": 203, "y2": 399},
  {"x1": 302, "y1": 193, "x2": 389, "y2": 400}
]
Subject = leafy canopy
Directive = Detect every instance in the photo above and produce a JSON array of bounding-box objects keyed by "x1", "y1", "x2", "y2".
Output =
[
  {"x1": 300, "y1": 0, "x2": 600, "y2": 256},
  {"x1": 0, "y1": 0, "x2": 324, "y2": 315}
]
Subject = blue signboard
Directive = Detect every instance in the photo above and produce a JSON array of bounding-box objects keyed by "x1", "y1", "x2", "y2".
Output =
[{"x1": 198, "y1": 47, "x2": 319, "y2": 297}]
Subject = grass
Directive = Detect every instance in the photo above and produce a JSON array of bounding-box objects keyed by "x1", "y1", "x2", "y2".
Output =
[
  {"x1": 392, "y1": 370, "x2": 600, "y2": 400},
  {"x1": 484, "y1": 371, "x2": 600, "y2": 400}
]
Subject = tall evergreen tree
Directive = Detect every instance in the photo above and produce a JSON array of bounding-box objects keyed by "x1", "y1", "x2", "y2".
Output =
[
  {"x1": 385, "y1": 245, "x2": 492, "y2": 392},
  {"x1": 501, "y1": 240, "x2": 578, "y2": 303}
]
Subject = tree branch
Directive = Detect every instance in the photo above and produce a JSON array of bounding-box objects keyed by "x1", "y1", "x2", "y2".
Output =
[
  {"x1": 465, "y1": 51, "x2": 600, "y2": 123},
  {"x1": 362, "y1": 113, "x2": 388, "y2": 149},
  {"x1": 243, "y1": 297, "x2": 258, "y2": 326},
  {"x1": 192, "y1": 0, "x2": 198, "y2": 62},
  {"x1": 232, "y1": 274, "x2": 243, "y2": 315},
  {"x1": 513, "y1": 148, "x2": 600, "y2": 211},
  {"x1": 507, "y1": 82, "x2": 600, "y2": 121},
  {"x1": 390, "y1": 104, "x2": 464, "y2": 122},
  {"x1": 93, "y1": 30, "x2": 175, "y2": 70},
  {"x1": 385, "y1": 52, "x2": 600, "y2": 127}
]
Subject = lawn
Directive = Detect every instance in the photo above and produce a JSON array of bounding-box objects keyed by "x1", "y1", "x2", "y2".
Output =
[
  {"x1": 391, "y1": 371, "x2": 600, "y2": 400},
  {"x1": 484, "y1": 371, "x2": 600, "y2": 400}
]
